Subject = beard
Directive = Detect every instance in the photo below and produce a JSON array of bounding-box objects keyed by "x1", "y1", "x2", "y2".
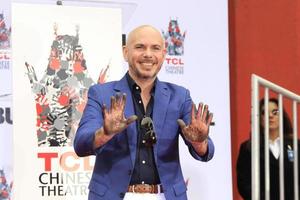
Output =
[{"x1": 129, "y1": 64, "x2": 160, "y2": 80}]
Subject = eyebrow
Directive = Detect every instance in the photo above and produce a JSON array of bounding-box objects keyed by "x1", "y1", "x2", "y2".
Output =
[{"x1": 261, "y1": 108, "x2": 279, "y2": 114}]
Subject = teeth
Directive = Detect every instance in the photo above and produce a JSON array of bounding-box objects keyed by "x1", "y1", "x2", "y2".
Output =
[{"x1": 141, "y1": 63, "x2": 153, "y2": 66}]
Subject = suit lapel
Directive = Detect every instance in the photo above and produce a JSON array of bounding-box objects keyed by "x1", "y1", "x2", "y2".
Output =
[
  {"x1": 260, "y1": 141, "x2": 284, "y2": 169},
  {"x1": 153, "y1": 80, "x2": 170, "y2": 159},
  {"x1": 114, "y1": 76, "x2": 137, "y2": 166},
  {"x1": 259, "y1": 142, "x2": 278, "y2": 167}
]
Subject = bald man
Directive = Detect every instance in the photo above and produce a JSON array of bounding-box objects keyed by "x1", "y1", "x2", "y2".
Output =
[{"x1": 74, "y1": 25, "x2": 215, "y2": 200}]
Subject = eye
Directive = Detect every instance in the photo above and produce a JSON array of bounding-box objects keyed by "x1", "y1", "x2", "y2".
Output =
[
  {"x1": 271, "y1": 109, "x2": 279, "y2": 116},
  {"x1": 152, "y1": 45, "x2": 161, "y2": 51},
  {"x1": 134, "y1": 44, "x2": 144, "y2": 49},
  {"x1": 261, "y1": 109, "x2": 279, "y2": 116}
]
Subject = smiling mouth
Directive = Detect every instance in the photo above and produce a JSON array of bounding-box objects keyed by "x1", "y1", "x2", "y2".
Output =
[
  {"x1": 139, "y1": 62, "x2": 155, "y2": 68},
  {"x1": 141, "y1": 63, "x2": 153, "y2": 66}
]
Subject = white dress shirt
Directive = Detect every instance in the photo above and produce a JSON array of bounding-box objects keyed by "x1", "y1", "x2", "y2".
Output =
[{"x1": 269, "y1": 137, "x2": 280, "y2": 159}]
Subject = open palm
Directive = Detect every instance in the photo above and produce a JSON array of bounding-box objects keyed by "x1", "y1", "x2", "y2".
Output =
[{"x1": 178, "y1": 103, "x2": 213, "y2": 143}]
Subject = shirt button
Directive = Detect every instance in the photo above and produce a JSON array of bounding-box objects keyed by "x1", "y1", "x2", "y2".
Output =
[
  {"x1": 142, "y1": 160, "x2": 146, "y2": 164},
  {"x1": 136, "y1": 86, "x2": 139, "y2": 90},
  {"x1": 141, "y1": 181, "x2": 145, "y2": 184},
  {"x1": 138, "y1": 100, "x2": 142, "y2": 104},
  {"x1": 142, "y1": 140, "x2": 146, "y2": 144}
]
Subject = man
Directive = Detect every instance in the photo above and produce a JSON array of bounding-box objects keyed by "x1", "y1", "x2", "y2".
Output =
[{"x1": 74, "y1": 25, "x2": 215, "y2": 200}]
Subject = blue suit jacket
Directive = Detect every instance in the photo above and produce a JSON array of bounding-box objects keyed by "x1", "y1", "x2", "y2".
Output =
[{"x1": 74, "y1": 75, "x2": 214, "y2": 200}]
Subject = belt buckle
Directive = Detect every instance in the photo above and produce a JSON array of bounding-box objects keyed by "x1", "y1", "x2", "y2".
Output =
[
  {"x1": 156, "y1": 184, "x2": 161, "y2": 193},
  {"x1": 132, "y1": 185, "x2": 136, "y2": 193},
  {"x1": 131, "y1": 184, "x2": 160, "y2": 194},
  {"x1": 131, "y1": 184, "x2": 144, "y2": 193},
  {"x1": 150, "y1": 184, "x2": 155, "y2": 193}
]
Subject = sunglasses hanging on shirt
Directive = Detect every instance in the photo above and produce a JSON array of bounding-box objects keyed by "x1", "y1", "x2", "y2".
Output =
[{"x1": 141, "y1": 117, "x2": 157, "y2": 147}]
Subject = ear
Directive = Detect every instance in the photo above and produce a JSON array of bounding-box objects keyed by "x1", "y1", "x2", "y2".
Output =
[{"x1": 122, "y1": 45, "x2": 128, "y2": 62}]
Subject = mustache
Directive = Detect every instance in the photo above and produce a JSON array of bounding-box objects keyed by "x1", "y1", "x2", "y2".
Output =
[{"x1": 140, "y1": 59, "x2": 156, "y2": 63}]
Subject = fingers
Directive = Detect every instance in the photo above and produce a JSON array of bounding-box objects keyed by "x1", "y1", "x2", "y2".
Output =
[
  {"x1": 102, "y1": 103, "x2": 108, "y2": 117},
  {"x1": 197, "y1": 103, "x2": 203, "y2": 120},
  {"x1": 121, "y1": 93, "x2": 127, "y2": 113},
  {"x1": 126, "y1": 115, "x2": 138, "y2": 125},
  {"x1": 196, "y1": 103, "x2": 210, "y2": 123},
  {"x1": 177, "y1": 119, "x2": 187, "y2": 130},
  {"x1": 206, "y1": 112, "x2": 213, "y2": 126},
  {"x1": 104, "y1": 93, "x2": 128, "y2": 121},
  {"x1": 201, "y1": 104, "x2": 208, "y2": 122},
  {"x1": 115, "y1": 92, "x2": 122, "y2": 107},
  {"x1": 110, "y1": 96, "x2": 116, "y2": 111},
  {"x1": 191, "y1": 103, "x2": 196, "y2": 122},
  {"x1": 115, "y1": 93, "x2": 127, "y2": 113},
  {"x1": 110, "y1": 93, "x2": 127, "y2": 111}
]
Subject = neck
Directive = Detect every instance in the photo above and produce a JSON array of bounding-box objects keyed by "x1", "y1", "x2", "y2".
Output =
[
  {"x1": 269, "y1": 129, "x2": 279, "y2": 141},
  {"x1": 128, "y1": 71, "x2": 155, "y2": 93}
]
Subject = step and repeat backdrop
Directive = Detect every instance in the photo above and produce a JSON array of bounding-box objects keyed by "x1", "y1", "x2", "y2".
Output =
[
  {"x1": 1, "y1": 0, "x2": 231, "y2": 199},
  {"x1": 0, "y1": 0, "x2": 13, "y2": 199}
]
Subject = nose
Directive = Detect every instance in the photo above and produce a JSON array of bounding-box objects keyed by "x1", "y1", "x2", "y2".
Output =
[{"x1": 143, "y1": 48, "x2": 153, "y2": 58}]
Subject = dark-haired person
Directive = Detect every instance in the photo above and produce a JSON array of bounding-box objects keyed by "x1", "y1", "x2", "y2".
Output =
[
  {"x1": 74, "y1": 25, "x2": 215, "y2": 200},
  {"x1": 237, "y1": 98, "x2": 300, "y2": 200}
]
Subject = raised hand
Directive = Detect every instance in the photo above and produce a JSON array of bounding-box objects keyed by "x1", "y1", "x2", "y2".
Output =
[
  {"x1": 177, "y1": 103, "x2": 213, "y2": 143},
  {"x1": 102, "y1": 93, "x2": 137, "y2": 136}
]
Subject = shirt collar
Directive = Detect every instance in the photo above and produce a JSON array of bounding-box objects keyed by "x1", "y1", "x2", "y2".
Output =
[
  {"x1": 269, "y1": 136, "x2": 280, "y2": 145},
  {"x1": 125, "y1": 71, "x2": 156, "y2": 95}
]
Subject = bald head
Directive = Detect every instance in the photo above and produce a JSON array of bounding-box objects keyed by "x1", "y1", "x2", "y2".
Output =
[
  {"x1": 122, "y1": 25, "x2": 166, "y2": 82},
  {"x1": 126, "y1": 25, "x2": 165, "y2": 48}
]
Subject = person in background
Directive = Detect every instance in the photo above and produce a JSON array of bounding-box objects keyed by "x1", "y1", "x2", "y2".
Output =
[
  {"x1": 237, "y1": 98, "x2": 299, "y2": 200},
  {"x1": 74, "y1": 25, "x2": 215, "y2": 200}
]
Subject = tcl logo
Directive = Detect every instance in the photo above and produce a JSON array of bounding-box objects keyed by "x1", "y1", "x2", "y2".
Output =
[
  {"x1": 0, "y1": 107, "x2": 13, "y2": 124},
  {"x1": 165, "y1": 57, "x2": 184, "y2": 65}
]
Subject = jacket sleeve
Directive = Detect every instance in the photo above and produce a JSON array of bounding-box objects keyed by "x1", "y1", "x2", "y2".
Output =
[
  {"x1": 73, "y1": 85, "x2": 104, "y2": 157},
  {"x1": 236, "y1": 141, "x2": 252, "y2": 200},
  {"x1": 180, "y1": 89, "x2": 215, "y2": 161}
]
